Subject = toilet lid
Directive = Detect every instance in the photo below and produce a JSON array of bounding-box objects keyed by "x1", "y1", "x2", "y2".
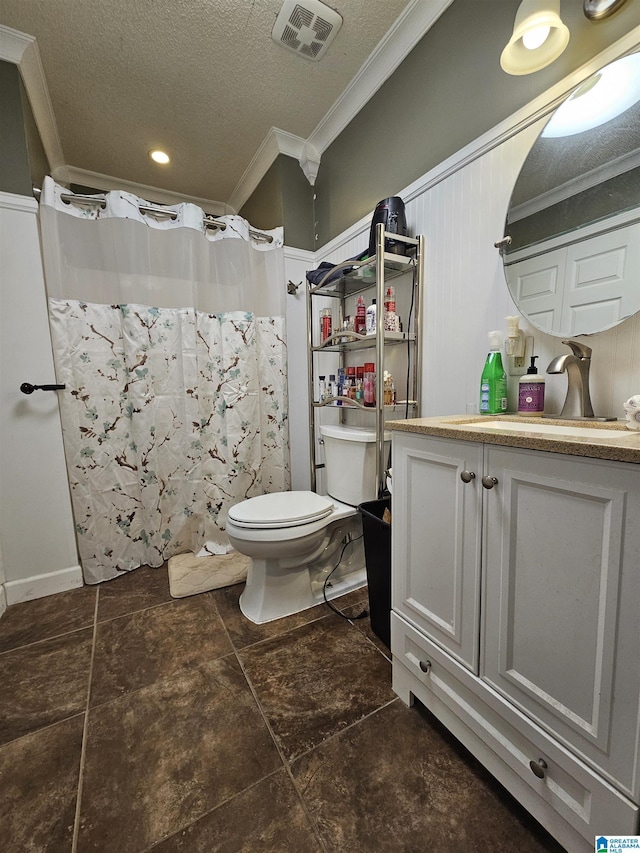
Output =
[{"x1": 227, "y1": 491, "x2": 334, "y2": 529}]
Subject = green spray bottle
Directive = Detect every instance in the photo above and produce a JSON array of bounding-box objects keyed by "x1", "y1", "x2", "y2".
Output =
[{"x1": 479, "y1": 331, "x2": 507, "y2": 415}]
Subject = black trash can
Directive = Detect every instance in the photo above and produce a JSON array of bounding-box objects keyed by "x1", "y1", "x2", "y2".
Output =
[{"x1": 358, "y1": 497, "x2": 391, "y2": 649}]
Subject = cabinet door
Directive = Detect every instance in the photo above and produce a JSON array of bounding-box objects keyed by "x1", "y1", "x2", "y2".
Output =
[
  {"x1": 482, "y1": 446, "x2": 640, "y2": 798},
  {"x1": 392, "y1": 432, "x2": 482, "y2": 672}
]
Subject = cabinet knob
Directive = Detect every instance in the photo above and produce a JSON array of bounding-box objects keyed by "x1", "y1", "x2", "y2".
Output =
[
  {"x1": 529, "y1": 758, "x2": 547, "y2": 779},
  {"x1": 419, "y1": 660, "x2": 432, "y2": 674},
  {"x1": 460, "y1": 470, "x2": 476, "y2": 483},
  {"x1": 481, "y1": 475, "x2": 498, "y2": 489}
]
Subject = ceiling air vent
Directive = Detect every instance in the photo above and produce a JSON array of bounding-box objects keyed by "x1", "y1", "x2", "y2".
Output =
[{"x1": 272, "y1": 0, "x2": 343, "y2": 62}]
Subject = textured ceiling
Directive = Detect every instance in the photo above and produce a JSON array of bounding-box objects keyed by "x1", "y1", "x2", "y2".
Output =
[{"x1": 0, "y1": 0, "x2": 410, "y2": 206}]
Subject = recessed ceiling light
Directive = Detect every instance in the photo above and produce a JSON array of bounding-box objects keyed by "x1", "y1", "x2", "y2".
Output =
[{"x1": 149, "y1": 149, "x2": 170, "y2": 165}]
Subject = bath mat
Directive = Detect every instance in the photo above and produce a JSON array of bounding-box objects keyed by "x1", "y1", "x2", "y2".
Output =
[{"x1": 167, "y1": 550, "x2": 251, "y2": 598}]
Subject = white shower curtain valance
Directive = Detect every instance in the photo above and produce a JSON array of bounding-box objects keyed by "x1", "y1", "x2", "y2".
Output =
[
  {"x1": 39, "y1": 176, "x2": 284, "y2": 316},
  {"x1": 39, "y1": 178, "x2": 290, "y2": 584}
]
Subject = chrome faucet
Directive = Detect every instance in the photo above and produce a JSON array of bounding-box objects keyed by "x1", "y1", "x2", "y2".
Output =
[{"x1": 546, "y1": 340, "x2": 595, "y2": 419}]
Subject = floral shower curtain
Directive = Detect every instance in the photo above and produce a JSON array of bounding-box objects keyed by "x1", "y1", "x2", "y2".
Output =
[{"x1": 39, "y1": 177, "x2": 289, "y2": 584}]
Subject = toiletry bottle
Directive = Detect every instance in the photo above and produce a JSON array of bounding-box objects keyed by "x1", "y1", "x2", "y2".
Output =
[
  {"x1": 383, "y1": 370, "x2": 395, "y2": 405},
  {"x1": 384, "y1": 286, "x2": 400, "y2": 332},
  {"x1": 518, "y1": 355, "x2": 545, "y2": 416},
  {"x1": 336, "y1": 367, "x2": 345, "y2": 406},
  {"x1": 329, "y1": 374, "x2": 337, "y2": 401},
  {"x1": 364, "y1": 362, "x2": 376, "y2": 407},
  {"x1": 366, "y1": 299, "x2": 377, "y2": 334},
  {"x1": 355, "y1": 296, "x2": 366, "y2": 335},
  {"x1": 318, "y1": 375, "x2": 326, "y2": 402},
  {"x1": 320, "y1": 307, "x2": 332, "y2": 343},
  {"x1": 346, "y1": 366, "x2": 356, "y2": 399},
  {"x1": 355, "y1": 366, "x2": 364, "y2": 403},
  {"x1": 479, "y1": 331, "x2": 508, "y2": 415}
]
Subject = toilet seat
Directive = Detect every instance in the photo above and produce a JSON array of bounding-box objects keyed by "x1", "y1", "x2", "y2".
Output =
[{"x1": 227, "y1": 491, "x2": 334, "y2": 529}]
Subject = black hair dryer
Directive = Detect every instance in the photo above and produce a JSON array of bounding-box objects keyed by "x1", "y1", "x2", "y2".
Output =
[{"x1": 368, "y1": 196, "x2": 407, "y2": 257}]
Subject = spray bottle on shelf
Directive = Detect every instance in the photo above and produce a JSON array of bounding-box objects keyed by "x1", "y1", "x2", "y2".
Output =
[
  {"x1": 518, "y1": 356, "x2": 545, "y2": 416},
  {"x1": 479, "y1": 331, "x2": 507, "y2": 415},
  {"x1": 320, "y1": 307, "x2": 332, "y2": 343},
  {"x1": 355, "y1": 296, "x2": 366, "y2": 335}
]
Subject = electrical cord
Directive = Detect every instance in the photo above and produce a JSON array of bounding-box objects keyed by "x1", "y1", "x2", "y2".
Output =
[
  {"x1": 322, "y1": 533, "x2": 368, "y2": 621},
  {"x1": 405, "y1": 268, "x2": 416, "y2": 420}
]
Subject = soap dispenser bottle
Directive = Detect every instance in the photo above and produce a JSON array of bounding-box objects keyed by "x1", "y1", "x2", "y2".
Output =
[
  {"x1": 518, "y1": 355, "x2": 545, "y2": 416},
  {"x1": 480, "y1": 331, "x2": 507, "y2": 415}
]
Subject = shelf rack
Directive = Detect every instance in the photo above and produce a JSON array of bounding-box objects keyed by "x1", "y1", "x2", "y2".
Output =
[{"x1": 307, "y1": 223, "x2": 423, "y2": 496}]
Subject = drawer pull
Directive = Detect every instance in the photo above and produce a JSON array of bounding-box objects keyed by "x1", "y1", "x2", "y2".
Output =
[
  {"x1": 529, "y1": 758, "x2": 547, "y2": 779},
  {"x1": 481, "y1": 475, "x2": 498, "y2": 489},
  {"x1": 419, "y1": 659, "x2": 432, "y2": 674},
  {"x1": 460, "y1": 470, "x2": 476, "y2": 483}
]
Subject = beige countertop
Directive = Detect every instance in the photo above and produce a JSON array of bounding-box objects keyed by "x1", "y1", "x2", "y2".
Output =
[{"x1": 387, "y1": 414, "x2": 640, "y2": 464}]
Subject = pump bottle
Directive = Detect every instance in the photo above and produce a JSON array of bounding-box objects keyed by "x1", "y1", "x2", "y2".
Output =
[
  {"x1": 479, "y1": 331, "x2": 507, "y2": 415},
  {"x1": 518, "y1": 356, "x2": 545, "y2": 416}
]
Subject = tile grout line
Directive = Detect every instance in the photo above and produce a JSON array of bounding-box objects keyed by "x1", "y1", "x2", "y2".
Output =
[
  {"x1": 139, "y1": 767, "x2": 286, "y2": 853},
  {"x1": 288, "y1": 695, "x2": 400, "y2": 765},
  {"x1": 71, "y1": 585, "x2": 101, "y2": 853},
  {"x1": 233, "y1": 650, "x2": 330, "y2": 853},
  {"x1": 0, "y1": 622, "x2": 95, "y2": 657},
  {"x1": 211, "y1": 594, "x2": 329, "y2": 853}
]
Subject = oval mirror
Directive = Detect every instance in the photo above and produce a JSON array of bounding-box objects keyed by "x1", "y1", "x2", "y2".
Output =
[{"x1": 502, "y1": 50, "x2": 640, "y2": 337}]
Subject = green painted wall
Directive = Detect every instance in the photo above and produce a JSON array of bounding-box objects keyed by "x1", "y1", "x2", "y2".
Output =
[
  {"x1": 240, "y1": 154, "x2": 314, "y2": 250},
  {"x1": 0, "y1": 61, "x2": 32, "y2": 196},
  {"x1": 313, "y1": 0, "x2": 640, "y2": 246}
]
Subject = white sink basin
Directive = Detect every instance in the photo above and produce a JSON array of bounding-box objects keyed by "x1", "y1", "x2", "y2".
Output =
[{"x1": 457, "y1": 419, "x2": 632, "y2": 440}]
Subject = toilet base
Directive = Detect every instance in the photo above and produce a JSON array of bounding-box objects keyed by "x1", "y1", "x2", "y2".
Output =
[{"x1": 239, "y1": 517, "x2": 367, "y2": 624}]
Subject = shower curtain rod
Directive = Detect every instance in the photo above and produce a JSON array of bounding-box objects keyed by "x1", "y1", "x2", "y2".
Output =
[{"x1": 32, "y1": 187, "x2": 274, "y2": 243}]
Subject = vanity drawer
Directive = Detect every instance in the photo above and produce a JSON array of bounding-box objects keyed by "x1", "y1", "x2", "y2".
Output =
[{"x1": 391, "y1": 612, "x2": 639, "y2": 848}]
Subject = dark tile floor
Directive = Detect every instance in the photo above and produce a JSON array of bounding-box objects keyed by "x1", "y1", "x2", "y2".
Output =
[{"x1": 0, "y1": 566, "x2": 566, "y2": 852}]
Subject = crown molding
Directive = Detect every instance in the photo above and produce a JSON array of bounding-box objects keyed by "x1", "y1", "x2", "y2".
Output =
[
  {"x1": 227, "y1": 127, "x2": 307, "y2": 212},
  {"x1": 229, "y1": 0, "x2": 453, "y2": 210},
  {"x1": 60, "y1": 166, "x2": 230, "y2": 215},
  {"x1": 0, "y1": 25, "x2": 68, "y2": 184}
]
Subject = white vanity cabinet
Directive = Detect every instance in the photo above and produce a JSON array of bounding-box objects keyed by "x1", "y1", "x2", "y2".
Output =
[{"x1": 391, "y1": 429, "x2": 640, "y2": 851}]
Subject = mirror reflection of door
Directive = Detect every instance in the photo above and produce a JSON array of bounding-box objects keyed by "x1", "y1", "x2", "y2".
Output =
[{"x1": 503, "y1": 51, "x2": 640, "y2": 337}]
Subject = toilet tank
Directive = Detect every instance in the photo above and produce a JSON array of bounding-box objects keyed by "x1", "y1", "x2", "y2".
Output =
[{"x1": 319, "y1": 425, "x2": 391, "y2": 507}]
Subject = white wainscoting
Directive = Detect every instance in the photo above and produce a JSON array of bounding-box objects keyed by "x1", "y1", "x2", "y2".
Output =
[{"x1": 0, "y1": 191, "x2": 80, "y2": 606}]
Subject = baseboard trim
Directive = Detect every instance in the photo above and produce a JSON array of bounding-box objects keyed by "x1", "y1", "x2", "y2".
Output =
[
  {"x1": 0, "y1": 584, "x2": 6, "y2": 619},
  {"x1": 5, "y1": 565, "x2": 84, "y2": 606}
]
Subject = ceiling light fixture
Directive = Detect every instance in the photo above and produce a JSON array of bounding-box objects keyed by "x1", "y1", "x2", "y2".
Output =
[
  {"x1": 500, "y1": 0, "x2": 570, "y2": 76},
  {"x1": 149, "y1": 149, "x2": 170, "y2": 165},
  {"x1": 542, "y1": 51, "x2": 640, "y2": 137},
  {"x1": 583, "y1": 0, "x2": 629, "y2": 21}
]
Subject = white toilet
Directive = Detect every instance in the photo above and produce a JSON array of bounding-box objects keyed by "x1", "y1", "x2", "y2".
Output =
[{"x1": 227, "y1": 424, "x2": 390, "y2": 624}]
